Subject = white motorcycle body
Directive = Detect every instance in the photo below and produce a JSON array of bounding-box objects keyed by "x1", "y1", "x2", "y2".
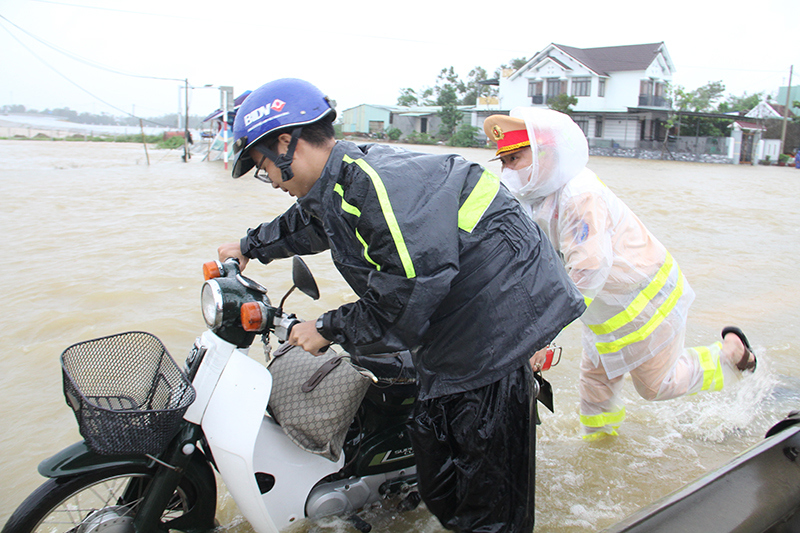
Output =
[{"x1": 183, "y1": 331, "x2": 343, "y2": 533}]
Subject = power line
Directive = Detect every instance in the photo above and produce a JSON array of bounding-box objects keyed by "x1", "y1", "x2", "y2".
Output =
[
  {"x1": 0, "y1": 14, "x2": 180, "y2": 126},
  {"x1": 27, "y1": 0, "x2": 207, "y2": 21},
  {"x1": 0, "y1": 14, "x2": 183, "y2": 82}
]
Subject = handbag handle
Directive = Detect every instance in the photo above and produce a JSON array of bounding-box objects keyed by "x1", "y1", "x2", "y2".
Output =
[{"x1": 302, "y1": 355, "x2": 345, "y2": 393}]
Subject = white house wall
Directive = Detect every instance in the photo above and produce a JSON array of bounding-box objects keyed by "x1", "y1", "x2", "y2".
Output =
[
  {"x1": 498, "y1": 76, "x2": 530, "y2": 110},
  {"x1": 604, "y1": 71, "x2": 642, "y2": 111}
]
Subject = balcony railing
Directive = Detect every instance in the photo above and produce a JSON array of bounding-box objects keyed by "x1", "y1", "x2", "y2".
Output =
[
  {"x1": 638, "y1": 95, "x2": 670, "y2": 108},
  {"x1": 531, "y1": 95, "x2": 544, "y2": 105}
]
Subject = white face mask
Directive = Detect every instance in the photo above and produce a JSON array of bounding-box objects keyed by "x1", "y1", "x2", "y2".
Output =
[{"x1": 500, "y1": 164, "x2": 533, "y2": 197}]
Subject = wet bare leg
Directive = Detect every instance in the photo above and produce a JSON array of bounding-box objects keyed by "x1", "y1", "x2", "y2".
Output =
[{"x1": 722, "y1": 332, "x2": 755, "y2": 371}]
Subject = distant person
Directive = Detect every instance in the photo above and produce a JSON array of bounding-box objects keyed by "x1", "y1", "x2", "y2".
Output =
[
  {"x1": 483, "y1": 109, "x2": 757, "y2": 440},
  {"x1": 218, "y1": 78, "x2": 585, "y2": 531}
]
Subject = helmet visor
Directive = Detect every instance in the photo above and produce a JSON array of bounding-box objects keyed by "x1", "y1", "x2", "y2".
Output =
[{"x1": 231, "y1": 135, "x2": 254, "y2": 179}]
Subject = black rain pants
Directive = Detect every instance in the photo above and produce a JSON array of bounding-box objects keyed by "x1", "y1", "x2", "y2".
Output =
[{"x1": 408, "y1": 364, "x2": 537, "y2": 533}]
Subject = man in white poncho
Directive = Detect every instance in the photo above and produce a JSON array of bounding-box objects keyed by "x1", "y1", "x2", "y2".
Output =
[{"x1": 484, "y1": 108, "x2": 757, "y2": 440}]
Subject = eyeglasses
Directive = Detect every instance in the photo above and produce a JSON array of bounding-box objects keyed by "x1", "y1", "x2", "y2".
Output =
[
  {"x1": 253, "y1": 151, "x2": 274, "y2": 184},
  {"x1": 253, "y1": 167, "x2": 273, "y2": 184}
]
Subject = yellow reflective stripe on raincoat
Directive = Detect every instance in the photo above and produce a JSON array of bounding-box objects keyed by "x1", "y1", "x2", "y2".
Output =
[
  {"x1": 458, "y1": 170, "x2": 499, "y2": 233},
  {"x1": 334, "y1": 184, "x2": 378, "y2": 268},
  {"x1": 334, "y1": 183, "x2": 361, "y2": 217},
  {"x1": 698, "y1": 342, "x2": 724, "y2": 391},
  {"x1": 355, "y1": 229, "x2": 380, "y2": 271},
  {"x1": 594, "y1": 271, "x2": 684, "y2": 355},
  {"x1": 580, "y1": 406, "x2": 626, "y2": 428},
  {"x1": 588, "y1": 252, "x2": 676, "y2": 336},
  {"x1": 342, "y1": 154, "x2": 416, "y2": 279}
]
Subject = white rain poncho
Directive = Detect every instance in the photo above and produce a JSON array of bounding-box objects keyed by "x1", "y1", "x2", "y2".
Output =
[{"x1": 504, "y1": 107, "x2": 695, "y2": 380}]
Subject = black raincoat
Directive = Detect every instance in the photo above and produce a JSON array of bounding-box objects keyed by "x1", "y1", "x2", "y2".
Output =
[{"x1": 241, "y1": 141, "x2": 584, "y2": 400}]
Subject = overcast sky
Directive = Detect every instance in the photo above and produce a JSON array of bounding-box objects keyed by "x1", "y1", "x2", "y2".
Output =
[{"x1": 1, "y1": 0, "x2": 797, "y2": 123}]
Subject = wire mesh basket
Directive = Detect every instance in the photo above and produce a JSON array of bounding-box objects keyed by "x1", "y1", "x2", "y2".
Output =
[{"x1": 61, "y1": 331, "x2": 196, "y2": 456}]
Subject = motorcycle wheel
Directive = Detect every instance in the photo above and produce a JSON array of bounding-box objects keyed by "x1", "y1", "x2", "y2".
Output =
[{"x1": 1, "y1": 464, "x2": 198, "y2": 533}]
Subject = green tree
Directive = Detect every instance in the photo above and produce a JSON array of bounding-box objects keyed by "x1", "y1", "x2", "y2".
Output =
[
  {"x1": 672, "y1": 81, "x2": 726, "y2": 112},
  {"x1": 494, "y1": 57, "x2": 528, "y2": 77},
  {"x1": 437, "y1": 84, "x2": 462, "y2": 139},
  {"x1": 397, "y1": 88, "x2": 419, "y2": 107},
  {"x1": 462, "y1": 66, "x2": 497, "y2": 105},
  {"x1": 547, "y1": 94, "x2": 578, "y2": 115},
  {"x1": 1, "y1": 104, "x2": 27, "y2": 113},
  {"x1": 432, "y1": 67, "x2": 466, "y2": 105},
  {"x1": 718, "y1": 91, "x2": 763, "y2": 113},
  {"x1": 667, "y1": 81, "x2": 729, "y2": 138}
]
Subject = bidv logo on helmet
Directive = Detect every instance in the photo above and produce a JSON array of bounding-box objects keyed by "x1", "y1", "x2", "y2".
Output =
[{"x1": 243, "y1": 99, "x2": 287, "y2": 127}]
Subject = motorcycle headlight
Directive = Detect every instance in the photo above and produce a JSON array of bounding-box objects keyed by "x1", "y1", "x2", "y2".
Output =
[{"x1": 201, "y1": 280, "x2": 224, "y2": 329}]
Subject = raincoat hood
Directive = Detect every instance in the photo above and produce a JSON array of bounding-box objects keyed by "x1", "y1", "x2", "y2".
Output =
[{"x1": 506, "y1": 107, "x2": 589, "y2": 202}]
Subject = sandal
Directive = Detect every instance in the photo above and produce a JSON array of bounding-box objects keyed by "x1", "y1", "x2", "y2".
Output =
[{"x1": 722, "y1": 326, "x2": 757, "y2": 373}]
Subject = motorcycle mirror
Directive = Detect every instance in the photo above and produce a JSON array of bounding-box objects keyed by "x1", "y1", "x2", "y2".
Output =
[{"x1": 292, "y1": 256, "x2": 320, "y2": 300}]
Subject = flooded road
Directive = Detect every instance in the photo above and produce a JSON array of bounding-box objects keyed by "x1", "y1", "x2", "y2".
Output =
[{"x1": 1, "y1": 139, "x2": 799, "y2": 532}]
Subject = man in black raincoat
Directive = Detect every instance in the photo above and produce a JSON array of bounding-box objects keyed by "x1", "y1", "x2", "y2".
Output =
[{"x1": 219, "y1": 78, "x2": 585, "y2": 533}]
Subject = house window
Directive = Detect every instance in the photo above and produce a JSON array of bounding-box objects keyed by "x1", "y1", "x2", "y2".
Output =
[
  {"x1": 420, "y1": 117, "x2": 427, "y2": 134},
  {"x1": 572, "y1": 77, "x2": 590, "y2": 97},
  {"x1": 573, "y1": 117, "x2": 588, "y2": 136},
  {"x1": 640, "y1": 79, "x2": 653, "y2": 96},
  {"x1": 595, "y1": 116, "x2": 603, "y2": 138},
  {"x1": 546, "y1": 78, "x2": 564, "y2": 97},
  {"x1": 528, "y1": 81, "x2": 543, "y2": 97},
  {"x1": 598, "y1": 79, "x2": 605, "y2": 97}
]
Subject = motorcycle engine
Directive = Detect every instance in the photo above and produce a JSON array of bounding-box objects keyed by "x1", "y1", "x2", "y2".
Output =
[{"x1": 305, "y1": 475, "x2": 386, "y2": 519}]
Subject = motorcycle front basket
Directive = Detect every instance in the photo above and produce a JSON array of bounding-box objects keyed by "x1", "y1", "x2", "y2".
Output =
[{"x1": 60, "y1": 331, "x2": 196, "y2": 456}]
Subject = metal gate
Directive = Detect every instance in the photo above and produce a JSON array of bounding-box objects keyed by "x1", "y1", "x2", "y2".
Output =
[{"x1": 740, "y1": 132, "x2": 754, "y2": 163}]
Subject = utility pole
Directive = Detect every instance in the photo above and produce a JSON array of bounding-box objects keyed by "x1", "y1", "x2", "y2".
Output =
[
  {"x1": 780, "y1": 65, "x2": 793, "y2": 155},
  {"x1": 183, "y1": 78, "x2": 190, "y2": 162},
  {"x1": 219, "y1": 86, "x2": 234, "y2": 170}
]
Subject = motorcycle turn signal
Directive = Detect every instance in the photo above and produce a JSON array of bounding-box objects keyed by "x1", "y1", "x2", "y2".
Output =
[
  {"x1": 241, "y1": 301, "x2": 270, "y2": 332},
  {"x1": 203, "y1": 261, "x2": 222, "y2": 280}
]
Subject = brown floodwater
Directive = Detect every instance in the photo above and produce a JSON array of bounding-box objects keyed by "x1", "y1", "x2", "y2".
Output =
[{"x1": 1, "y1": 139, "x2": 799, "y2": 532}]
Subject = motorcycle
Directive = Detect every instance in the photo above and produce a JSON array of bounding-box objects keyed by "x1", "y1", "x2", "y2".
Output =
[{"x1": 2, "y1": 257, "x2": 420, "y2": 533}]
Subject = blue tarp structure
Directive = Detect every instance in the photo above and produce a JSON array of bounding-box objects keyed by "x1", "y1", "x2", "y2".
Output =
[
  {"x1": 202, "y1": 90, "x2": 252, "y2": 124},
  {"x1": 202, "y1": 90, "x2": 251, "y2": 162}
]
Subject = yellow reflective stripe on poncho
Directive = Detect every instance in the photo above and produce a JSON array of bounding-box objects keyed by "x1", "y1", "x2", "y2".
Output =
[
  {"x1": 583, "y1": 428, "x2": 619, "y2": 441},
  {"x1": 342, "y1": 155, "x2": 416, "y2": 279},
  {"x1": 594, "y1": 271, "x2": 684, "y2": 355},
  {"x1": 588, "y1": 252, "x2": 676, "y2": 336},
  {"x1": 698, "y1": 342, "x2": 724, "y2": 392},
  {"x1": 580, "y1": 406, "x2": 626, "y2": 428},
  {"x1": 458, "y1": 170, "x2": 499, "y2": 233}
]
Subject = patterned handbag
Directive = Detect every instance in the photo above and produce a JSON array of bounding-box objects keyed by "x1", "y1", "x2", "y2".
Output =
[{"x1": 267, "y1": 343, "x2": 375, "y2": 461}]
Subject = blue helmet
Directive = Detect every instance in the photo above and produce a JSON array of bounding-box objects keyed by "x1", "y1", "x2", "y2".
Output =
[{"x1": 231, "y1": 78, "x2": 336, "y2": 179}]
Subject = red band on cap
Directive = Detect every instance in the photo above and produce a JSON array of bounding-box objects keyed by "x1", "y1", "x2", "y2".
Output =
[{"x1": 496, "y1": 129, "x2": 530, "y2": 155}]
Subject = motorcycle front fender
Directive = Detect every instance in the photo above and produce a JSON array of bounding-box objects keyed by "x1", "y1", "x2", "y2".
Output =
[
  {"x1": 202, "y1": 350, "x2": 280, "y2": 533},
  {"x1": 202, "y1": 350, "x2": 344, "y2": 533},
  {"x1": 38, "y1": 441, "x2": 149, "y2": 478}
]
